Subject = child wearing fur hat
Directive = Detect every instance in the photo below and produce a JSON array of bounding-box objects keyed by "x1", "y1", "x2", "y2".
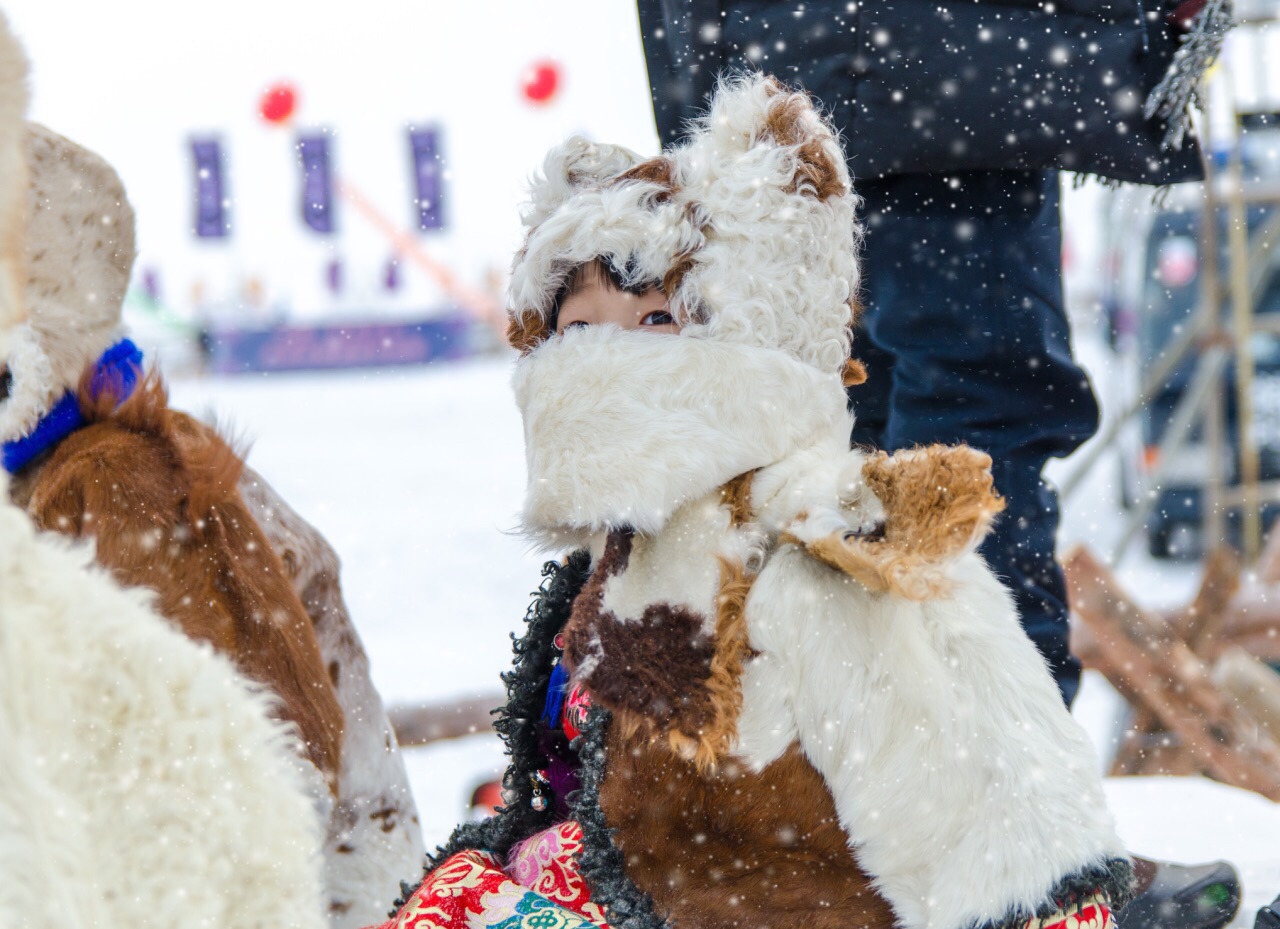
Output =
[{"x1": 381, "y1": 73, "x2": 1132, "y2": 929}]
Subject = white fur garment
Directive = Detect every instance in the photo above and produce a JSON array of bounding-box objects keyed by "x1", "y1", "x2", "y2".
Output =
[
  {"x1": 736, "y1": 517, "x2": 1125, "y2": 929},
  {"x1": 519, "y1": 327, "x2": 1127, "y2": 929},
  {"x1": 510, "y1": 72, "x2": 1126, "y2": 929},
  {"x1": 514, "y1": 325, "x2": 850, "y2": 549},
  {"x1": 0, "y1": 472, "x2": 327, "y2": 929}
]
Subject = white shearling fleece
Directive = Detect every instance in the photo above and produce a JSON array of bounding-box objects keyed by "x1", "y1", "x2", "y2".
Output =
[
  {"x1": 0, "y1": 324, "x2": 60, "y2": 443},
  {"x1": 0, "y1": 477, "x2": 327, "y2": 928},
  {"x1": 736, "y1": 534, "x2": 1126, "y2": 929},
  {"x1": 510, "y1": 174, "x2": 703, "y2": 323},
  {"x1": 598, "y1": 491, "x2": 733, "y2": 635},
  {"x1": 514, "y1": 326, "x2": 849, "y2": 547},
  {"x1": 673, "y1": 75, "x2": 860, "y2": 374}
]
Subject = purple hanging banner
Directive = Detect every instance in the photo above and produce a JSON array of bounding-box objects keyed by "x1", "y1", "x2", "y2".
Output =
[
  {"x1": 297, "y1": 132, "x2": 336, "y2": 234},
  {"x1": 409, "y1": 126, "x2": 445, "y2": 231},
  {"x1": 190, "y1": 138, "x2": 229, "y2": 238}
]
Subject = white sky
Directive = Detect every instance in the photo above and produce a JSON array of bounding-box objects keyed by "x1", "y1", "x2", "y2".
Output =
[{"x1": 4, "y1": 1, "x2": 660, "y2": 321}]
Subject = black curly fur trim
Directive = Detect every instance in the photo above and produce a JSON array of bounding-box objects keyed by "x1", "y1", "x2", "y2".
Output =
[
  {"x1": 566, "y1": 704, "x2": 671, "y2": 929},
  {"x1": 387, "y1": 553, "x2": 592, "y2": 916},
  {"x1": 386, "y1": 551, "x2": 672, "y2": 926},
  {"x1": 981, "y1": 856, "x2": 1136, "y2": 929}
]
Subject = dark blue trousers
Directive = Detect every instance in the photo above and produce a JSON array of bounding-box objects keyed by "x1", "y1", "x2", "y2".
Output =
[{"x1": 847, "y1": 170, "x2": 1099, "y2": 707}]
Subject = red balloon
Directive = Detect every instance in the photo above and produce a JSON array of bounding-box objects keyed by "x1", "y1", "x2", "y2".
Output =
[
  {"x1": 259, "y1": 83, "x2": 298, "y2": 125},
  {"x1": 521, "y1": 60, "x2": 560, "y2": 105}
]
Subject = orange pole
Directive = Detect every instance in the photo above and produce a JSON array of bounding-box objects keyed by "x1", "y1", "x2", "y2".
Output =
[{"x1": 335, "y1": 178, "x2": 506, "y2": 338}]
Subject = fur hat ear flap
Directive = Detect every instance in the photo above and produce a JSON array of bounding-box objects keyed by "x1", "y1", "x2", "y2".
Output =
[
  {"x1": 521, "y1": 137, "x2": 644, "y2": 229},
  {"x1": 696, "y1": 73, "x2": 849, "y2": 201},
  {"x1": 669, "y1": 73, "x2": 861, "y2": 374}
]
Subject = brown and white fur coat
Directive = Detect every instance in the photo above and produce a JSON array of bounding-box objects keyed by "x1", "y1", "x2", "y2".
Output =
[
  {"x1": 509, "y1": 75, "x2": 1130, "y2": 929},
  {"x1": 0, "y1": 43, "x2": 423, "y2": 927}
]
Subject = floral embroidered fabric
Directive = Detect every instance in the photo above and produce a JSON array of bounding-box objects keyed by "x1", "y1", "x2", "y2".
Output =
[
  {"x1": 1026, "y1": 892, "x2": 1114, "y2": 929},
  {"x1": 373, "y1": 822, "x2": 610, "y2": 929}
]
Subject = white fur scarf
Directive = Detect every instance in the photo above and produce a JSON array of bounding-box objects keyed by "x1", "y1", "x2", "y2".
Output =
[{"x1": 513, "y1": 326, "x2": 850, "y2": 550}]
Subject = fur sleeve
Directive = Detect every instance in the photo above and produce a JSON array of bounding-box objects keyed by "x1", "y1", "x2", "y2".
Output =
[{"x1": 787, "y1": 444, "x2": 1005, "y2": 600}]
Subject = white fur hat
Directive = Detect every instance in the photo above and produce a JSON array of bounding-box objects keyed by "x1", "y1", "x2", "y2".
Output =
[
  {"x1": 0, "y1": 123, "x2": 135, "y2": 444},
  {"x1": 507, "y1": 73, "x2": 863, "y2": 378}
]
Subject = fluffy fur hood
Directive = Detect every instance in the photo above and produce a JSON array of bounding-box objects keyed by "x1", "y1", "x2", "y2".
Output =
[
  {"x1": 514, "y1": 325, "x2": 850, "y2": 548},
  {"x1": 0, "y1": 123, "x2": 133, "y2": 445},
  {"x1": 508, "y1": 73, "x2": 860, "y2": 377}
]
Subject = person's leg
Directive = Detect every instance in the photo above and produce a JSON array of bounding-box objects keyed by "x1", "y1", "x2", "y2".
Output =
[{"x1": 848, "y1": 170, "x2": 1099, "y2": 706}]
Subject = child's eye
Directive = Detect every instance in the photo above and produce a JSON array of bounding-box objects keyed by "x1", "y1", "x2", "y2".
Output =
[
  {"x1": 640, "y1": 309, "x2": 675, "y2": 327},
  {"x1": 561, "y1": 320, "x2": 589, "y2": 331}
]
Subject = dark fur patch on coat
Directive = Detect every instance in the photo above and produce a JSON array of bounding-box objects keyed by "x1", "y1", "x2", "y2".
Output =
[
  {"x1": 563, "y1": 529, "x2": 717, "y2": 740},
  {"x1": 508, "y1": 309, "x2": 551, "y2": 354}
]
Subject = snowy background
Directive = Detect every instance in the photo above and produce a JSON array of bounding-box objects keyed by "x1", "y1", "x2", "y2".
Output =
[{"x1": 7, "y1": 0, "x2": 1280, "y2": 923}]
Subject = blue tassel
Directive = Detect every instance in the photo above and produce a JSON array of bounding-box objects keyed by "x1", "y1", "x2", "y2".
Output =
[{"x1": 542, "y1": 660, "x2": 569, "y2": 727}]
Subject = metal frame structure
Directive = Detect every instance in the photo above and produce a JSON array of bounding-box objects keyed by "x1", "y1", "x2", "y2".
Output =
[{"x1": 1063, "y1": 4, "x2": 1280, "y2": 563}]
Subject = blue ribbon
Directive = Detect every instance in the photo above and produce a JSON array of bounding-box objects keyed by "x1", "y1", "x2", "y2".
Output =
[
  {"x1": 3, "y1": 338, "x2": 144, "y2": 474},
  {"x1": 541, "y1": 659, "x2": 570, "y2": 728}
]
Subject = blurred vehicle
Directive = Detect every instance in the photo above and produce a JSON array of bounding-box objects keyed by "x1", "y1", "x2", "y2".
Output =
[{"x1": 1103, "y1": 114, "x2": 1280, "y2": 558}]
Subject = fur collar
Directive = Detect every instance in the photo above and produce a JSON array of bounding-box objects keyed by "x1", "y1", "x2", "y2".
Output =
[
  {"x1": 2, "y1": 337, "x2": 141, "y2": 473},
  {"x1": 0, "y1": 325, "x2": 61, "y2": 448},
  {"x1": 513, "y1": 326, "x2": 851, "y2": 549}
]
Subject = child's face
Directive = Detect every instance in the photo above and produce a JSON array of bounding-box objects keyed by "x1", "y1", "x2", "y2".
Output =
[{"x1": 555, "y1": 277, "x2": 679, "y2": 334}]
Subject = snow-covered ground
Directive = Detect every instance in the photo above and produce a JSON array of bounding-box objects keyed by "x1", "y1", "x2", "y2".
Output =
[{"x1": 168, "y1": 330, "x2": 1280, "y2": 926}]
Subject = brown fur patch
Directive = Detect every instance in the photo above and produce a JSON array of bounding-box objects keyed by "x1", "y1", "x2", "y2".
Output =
[
  {"x1": 790, "y1": 137, "x2": 847, "y2": 201},
  {"x1": 842, "y1": 358, "x2": 868, "y2": 387},
  {"x1": 508, "y1": 309, "x2": 551, "y2": 354},
  {"x1": 665, "y1": 555, "x2": 753, "y2": 770},
  {"x1": 563, "y1": 531, "x2": 704, "y2": 732},
  {"x1": 662, "y1": 251, "x2": 698, "y2": 301},
  {"x1": 759, "y1": 78, "x2": 846, "y2": 201},
  {"x1": 802, "y1": 445, "x2": 1005, "y2": 600},
  {"x1": 569, "y1": 477, "x2": 762, "y2": 770},
  {"x1": 656, "y1": 475, "x2": 762, "y2": 768},
  {"x1": 25, "y1": 373, "x2": 345, "y2": 787},
  {"x1": 564, "y1": 532, "x2": 717, "y2": 740},
  {"x1": 719, "y1": 470, "x2": 756, "y2": 529},
  {"x1": 600, "y1": 732, "x2": 896, "y2": 929},
  {"x1": 849, "y1": 295, "x2": 864, "y2": 326},
  {"x1": 617, "y1": 157, "x2": 676, "y2": 195}
]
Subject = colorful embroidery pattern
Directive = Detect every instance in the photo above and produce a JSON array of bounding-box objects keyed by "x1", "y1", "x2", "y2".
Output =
[
  {"x1": 1025, "y1": 892, "x2": 1113, "y2": 929},
  {"x1": 376, "y1": 824, "x2": 611, "y2": 929},
  {"x1": 508, "y1": 822, "x2": 610, "y2": 928},
  {"x1": 561, "y1": 685, "x2": 591, "y2": 742}
]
